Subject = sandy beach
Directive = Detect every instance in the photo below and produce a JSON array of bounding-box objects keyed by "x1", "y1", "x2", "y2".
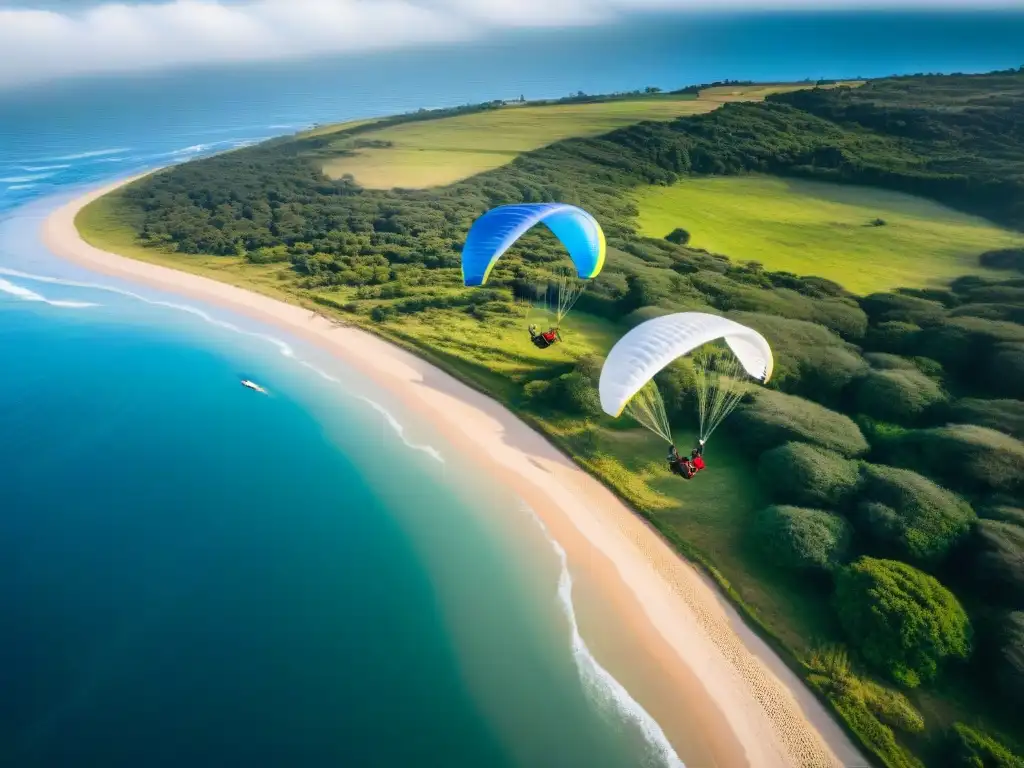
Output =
[{"x1": 43, "y1": 179, "x2": 866, "y2": 768}]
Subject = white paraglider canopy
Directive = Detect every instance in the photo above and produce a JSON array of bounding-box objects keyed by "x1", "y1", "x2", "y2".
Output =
[{"x1": 599, "y1": 312, "x2": 773, "y2": 443}]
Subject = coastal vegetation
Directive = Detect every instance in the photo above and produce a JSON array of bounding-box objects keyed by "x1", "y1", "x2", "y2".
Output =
[{"x1": 78, "y1": 69, "x2": 1024, "y2": 767}]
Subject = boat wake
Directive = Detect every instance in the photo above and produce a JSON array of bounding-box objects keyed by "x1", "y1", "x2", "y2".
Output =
[
  {"x1": 0, "y1": 266, "x2": 446, "y2": 465},
  {"x1": 520, "y1": 503, "x2": 685, "y2": 768}
]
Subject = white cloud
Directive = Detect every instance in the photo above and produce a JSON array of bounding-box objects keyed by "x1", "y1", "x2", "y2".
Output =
[{"x1": 0, "y1": 0, "x2": 1019, "y2": 88}]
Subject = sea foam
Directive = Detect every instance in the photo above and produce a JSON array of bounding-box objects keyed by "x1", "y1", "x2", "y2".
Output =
[
  {"x1": 522, "y1": 503, "x2": 686, "y2": 768},
  {"x1": 49, "y1": 148, "x2": 130, "y2": 162},
  {"x1": 0, "y1": 174, "x2": 55, "y2": 184},
  {"x1": 0, "y1": 276, "x2": 97, "y2": 308}
]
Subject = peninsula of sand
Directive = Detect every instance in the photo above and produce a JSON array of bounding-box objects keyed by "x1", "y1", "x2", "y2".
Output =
[{"x1": 44, "y1": 178, "x2": 868, "y2": 768}]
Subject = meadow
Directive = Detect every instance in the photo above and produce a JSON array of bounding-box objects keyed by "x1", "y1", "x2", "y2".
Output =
[
  {"x1": 318, "y1": 84, "x2": 856, "y2": 189},
  {"x1": 633, "y1": 176, "x2": 1024, "y2": 295}
]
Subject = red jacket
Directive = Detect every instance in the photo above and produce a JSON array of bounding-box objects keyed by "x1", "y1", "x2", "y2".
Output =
[{"x1": 692, "y1": 456, "x2": 706, "y2": 471}]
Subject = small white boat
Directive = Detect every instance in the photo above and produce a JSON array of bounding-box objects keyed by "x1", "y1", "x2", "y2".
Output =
[{"x1": 240, "y1": 379, "x2": 268, "y2": 394}]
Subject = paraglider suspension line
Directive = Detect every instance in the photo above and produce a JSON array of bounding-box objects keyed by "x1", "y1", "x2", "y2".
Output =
[
  {"x1": 693, "y1": 350, "x2": 747, "y2": 444},
  {"x1": 554, "y1": 272, "x2": 585, "y2": 326},
  {"x1": 623, "y1": 379, "x2": 674, "y2": 446}
]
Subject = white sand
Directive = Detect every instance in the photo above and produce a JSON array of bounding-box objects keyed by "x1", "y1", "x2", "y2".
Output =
[{"x1": 43, "y1": 178, "x2": 865, "y2": 768}]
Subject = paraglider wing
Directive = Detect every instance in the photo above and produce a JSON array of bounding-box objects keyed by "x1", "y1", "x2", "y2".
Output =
[
  {"x1": 599, "y1": 312, "x2": 773, "y2": 418},
  {"x1": 461, "y1": 203, "x2": 606, "y2": 287}
]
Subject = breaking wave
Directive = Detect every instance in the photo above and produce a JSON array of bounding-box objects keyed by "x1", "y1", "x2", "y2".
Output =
[
  {"x1": 0, "y1": 276, "x2": 97, "y2": 308},
  {"x1": 521, "y1": 503, "x2": 685, "y2": 768}
]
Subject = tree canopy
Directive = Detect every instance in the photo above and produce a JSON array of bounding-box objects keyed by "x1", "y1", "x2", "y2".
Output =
[
  {"x1": 758, "y1": 442, "x2": 862, "y2": 508},
  {"x1": 732, "y1": 389, "x2": 869, "y2": 457},
  {"x1": 853, "y1": 368, "x2": 947, "y2": 424},
  {"x1": 947, "y1": 399, "x2": 1024, "y2": 442},
  {"x1": 834, "y1": 557, "x2": 972, "y2": 687},
  {"x1": 887, "y1": 424, "x2": 1024, "y2": 495},
  {"x1": 996, "y1": 612, "x2": 1024, "y2": 707},
  {"x1": 855, "y1": 464, "x2": 975, "y2": 565},
  {"x1": 753, "y1": 505, "x2": 853, "y2": 573},
  {"x1": 965, "y1": 520, "x2": 1024, "y2": 609}
]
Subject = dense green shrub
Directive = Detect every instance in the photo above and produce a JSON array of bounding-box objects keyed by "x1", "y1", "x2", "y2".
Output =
[
  {"x1": 861, "y1": 292, "x2": 948, "y2": 327},
  {"x1": 966, "y1": 520, "x2": 1024, "y2": 607},
  {"x1": 951, "y1": 302, "x2": 1024, "y2": 325},
  {"x1": 996, "y1": 612, "x2": 1024, "y2": 706},
  {"x1": 888, "y1": 424, "x2": 1024, "y2": 495},
  {"x1": 911, "y1": 356, "x2": 944, "y2": 380},
  {"x1": 523, "y1": 379, "x2": 551, "y2": 401},
  {"x1": 864, "y1": 352, "x2": 915, "y2": 370},
  {"x1": 752, "y1": 505, "x2": 852, "y2": 572},
  {"x1": 523, "y1": 356, "x2": 603, "y2": 416},
  {"x1": 897, "y1": 286, "x2": 959, "y2": 308},
  {"x1": 622, "y1": 305, "x2": 673, "y2": 327},
  {"x1": 979, "y1": 247, "x2": 1024, "y2": 272},
  {"x1": 553, "y1": 371, "x2": 603, "y2": 415},
  {"x1": 962, "y1": 285, "x2": 1024, "y2": 305},
  {"x1": 988, "y1": 343, "x2": 1024, "y2": 398},
  {"x1": 950, "y1": 317, "x2": 1024, "y2": 345},
  {"x1": 949, "y1": 723, "x2": 1024, "y2": 768},
  {"x1": 805, "y1": 647, "x2": 926, "y2": 768},
  {"x1": 571, "y1": 353, "x2": 604, "y2": 382},
  {"x1": 653, "y1": 358, "x2": 698, "y2": 424},
  {"x1": 912, "y1": 317, "x2": 1024, "y2": 382},
  {"x1": 915, "y1": 323, "x2": 979, "y2": 375},
  {"x1": 864, "y1": 353, "x2": 944, "y2": 381},
  {"x1": 809, "y1": 299, "x2": 870, "y2": 341},
  {"x1": 730, "y1": 312, "x2": 867, "y2": 400},
  {"x1": 834, "y1": 557, "x2": 972, "y2": 687},
  {"x1": 947, "y1": 399, "x2": 1024, "y2": 441},
  {"x1": 981, "y1": 506, "x2": 1024, "y2": 527},
  {"x1": 757, "y1": 442, "x2": 862, "y2": 507},
  {"x1": 853, "y1": 368, "x2": 947, "y2": 423},
  {"x1": 856, "y1": 464, "x2": 975, "y2": 564},
  {"x1": 665, "y1": 227, "x2": 691, "y2": 245},
  {"x1": 828, "y1": 694, "x2": 925, "y2": 768},
  {"x1": 860, "y1": 680, "x2": 925, "y2": 734},
  {"x1": 732, "y1": 389, "x2": 869, "y2": 457},
  {"x1": 867, "y1": 321, "x2": 921, "y2": 354}
]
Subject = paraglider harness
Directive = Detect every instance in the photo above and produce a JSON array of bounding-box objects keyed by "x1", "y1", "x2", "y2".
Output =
[
  {"x1": 529, "y1": 324, "x2": 562, "y2": 350},
  {"x1": 668, "y1": 442, "x2": 705, "y2": 480}
]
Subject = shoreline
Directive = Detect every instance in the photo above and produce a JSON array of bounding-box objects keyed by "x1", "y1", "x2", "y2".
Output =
[{"x1": 43, "y1": 178, "x2": 862, "y2": 768}]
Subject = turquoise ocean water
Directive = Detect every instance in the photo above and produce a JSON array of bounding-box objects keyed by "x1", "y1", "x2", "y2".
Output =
[{"x1": 2, "y1": 11, "x2": 1022, "y2": 767}]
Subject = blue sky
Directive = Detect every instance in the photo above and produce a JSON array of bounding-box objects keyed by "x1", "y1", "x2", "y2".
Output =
[{"x1": 1, "y1": 0, "x2": 1021, "y2": 89}]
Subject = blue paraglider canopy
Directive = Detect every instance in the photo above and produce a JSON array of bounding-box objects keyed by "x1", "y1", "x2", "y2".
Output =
[{"x1": 461, "y1": 203, "x2": 606, "y2": 287}]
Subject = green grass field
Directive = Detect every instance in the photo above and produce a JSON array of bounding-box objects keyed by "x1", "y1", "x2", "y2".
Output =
[
  {"x1": 699, "y1": 81, "x2": 864, "y2": 102},
  {"x1": 320, "y1": 98, "x2": 705, "y2": 189},
  {"x1": 319, "y1": 84, "x2": 860, "y2": 190},
  {"x1": 633, "y1": 175, "x2": 1024, "y2": 294}
]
